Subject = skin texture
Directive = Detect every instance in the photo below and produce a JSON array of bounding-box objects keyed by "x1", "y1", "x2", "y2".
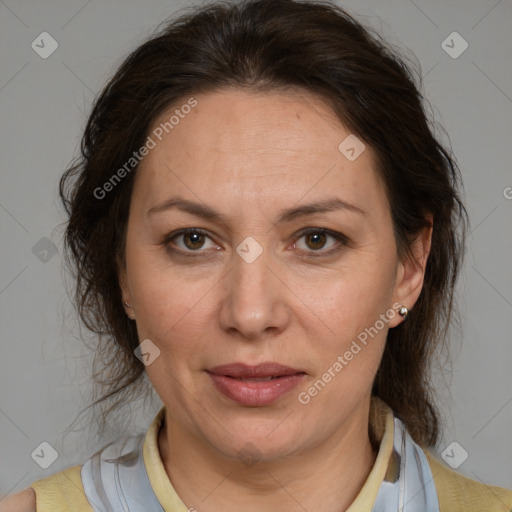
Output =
[
  {"x1": 117, "y1": 89, "x2": 431, "y2": 512},
  {"x1": 0, "y1": 488, "x2": 36, "y2": 512}
]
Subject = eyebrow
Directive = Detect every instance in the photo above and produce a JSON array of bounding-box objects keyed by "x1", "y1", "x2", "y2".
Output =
[{"x1": 147, "y1": 195, "x2": 367, "y2": 223}]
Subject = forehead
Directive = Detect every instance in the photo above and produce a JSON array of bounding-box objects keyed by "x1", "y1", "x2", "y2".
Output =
[{"x1": 132, "y1": 88, "x2": 386, "y2": 218}]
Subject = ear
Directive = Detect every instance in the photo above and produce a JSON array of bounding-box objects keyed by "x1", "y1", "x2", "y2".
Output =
[
  {"x1": 117, "y1": 254, "x2": 135, "y2": 319},
  {"x1": 388, "y1": 214, "x2": 433, "y2": 328}
]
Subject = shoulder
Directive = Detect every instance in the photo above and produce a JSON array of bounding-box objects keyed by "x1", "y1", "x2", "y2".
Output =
[
  {"x1": 424, "y1": 450, "x2": 512, "y2": 512},
  {"x1": 0, "y1": 488, "x2": 36, "y2": 512},
  {"x1": 28, "y1": 465, "x2": 93, "y2": 512}
]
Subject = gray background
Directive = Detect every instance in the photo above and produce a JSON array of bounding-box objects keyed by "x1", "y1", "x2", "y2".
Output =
[{"x1": 1, "y1": 0, "x2": 511, "y2": 498}]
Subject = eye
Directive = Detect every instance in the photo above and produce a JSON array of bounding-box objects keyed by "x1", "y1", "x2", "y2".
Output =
[
  {"x1": 161, "y1": 227, "x2": 347, "y2": 258},
  {"x1": 293, "y1": 228, "x2": 347, "y2": 256},
  {"x1": 163, "y1": 228, "x2": 220, "y2": 254}
]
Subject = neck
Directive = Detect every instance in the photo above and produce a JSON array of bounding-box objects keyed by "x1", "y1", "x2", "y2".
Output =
[{"x1": 158, "y1": 401, "x2": 378, "y2": 512}]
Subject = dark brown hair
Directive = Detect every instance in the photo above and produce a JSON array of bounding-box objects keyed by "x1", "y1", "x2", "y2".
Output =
[{"x1": 60, "y1": 0, "x2": 467, "y2": 446}]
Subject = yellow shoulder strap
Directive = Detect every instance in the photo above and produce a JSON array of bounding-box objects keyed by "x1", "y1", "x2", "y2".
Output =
[
  {"x1": 425, "y1": 451, "x2": 512, "y2": 511},
  {"x1": 30, "y1": 465, "x2": 93, "y2": 512}
]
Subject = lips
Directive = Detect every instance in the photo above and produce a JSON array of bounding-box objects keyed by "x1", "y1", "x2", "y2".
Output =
[
  {"x1": 208, "y1": 362, "x2": 305, "y2": 379},
  {"x1": 207, "y1": 362, "x2": 306, "y2": 406}
]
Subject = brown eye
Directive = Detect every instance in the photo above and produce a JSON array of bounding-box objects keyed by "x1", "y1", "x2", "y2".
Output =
[
  {"x1": 183, "y1": 231, "x2": 206, "y2": 250},
  {"x1": 304, "y1": 232, "x2": 327, "y2": 250}
]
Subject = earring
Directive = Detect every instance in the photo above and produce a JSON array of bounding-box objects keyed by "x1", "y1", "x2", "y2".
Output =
[
  {"x1": 124, "y1": 301, "x2": 132, "y2": 308},
  {"x1": 398, "y1": 306, "x2": 409, "y2": 320}
]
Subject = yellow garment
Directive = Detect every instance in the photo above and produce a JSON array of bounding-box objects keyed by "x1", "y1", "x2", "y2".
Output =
[{"x1": 30, "y1": 398, "x2": 512, "y2": 511}]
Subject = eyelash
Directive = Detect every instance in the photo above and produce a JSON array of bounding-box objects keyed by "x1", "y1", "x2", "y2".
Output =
[{"x1": 160, "y1": 227, "x2": 348, "y2": 258}]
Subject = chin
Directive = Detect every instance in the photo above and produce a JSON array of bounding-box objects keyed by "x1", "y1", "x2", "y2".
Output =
[
  {"x1": 204, "y1": 418, "x2": 306, "y2": 464},
  {"x1": 232, "y1": 438, "x2": 299, "y2": 466}
]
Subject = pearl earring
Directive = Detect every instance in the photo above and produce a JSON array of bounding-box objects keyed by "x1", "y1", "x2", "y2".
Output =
[{"x1": 398, "y1": 306, "x2": 409, "y2": 319}]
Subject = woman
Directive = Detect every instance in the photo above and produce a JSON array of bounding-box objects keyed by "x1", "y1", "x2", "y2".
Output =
[{"x1": 3, "y1": 0, "x2": 511, "y2": 510}]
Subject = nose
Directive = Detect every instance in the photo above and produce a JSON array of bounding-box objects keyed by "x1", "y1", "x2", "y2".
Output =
[{"x1": 218, "y1": 247, "x2": 291, "y2": 341}]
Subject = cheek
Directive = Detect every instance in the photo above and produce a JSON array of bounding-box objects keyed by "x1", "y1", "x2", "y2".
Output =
[
  {"x1": 130, "y1": 272, "x2": 210, "y2": 401},
  {"x1": 297, "y1": 283, "x2": 391, "y2": 406},
  {"x1": 293, "y1": 260, "x2": 396, "y2": 394},
  {"x1": 133, "y1": 274, "x2": 211, "y2": 345},
  {"x1": 125, "y1": 244, "x2": 221, "y2": 370},
  {"x1": 299, "y1": 261, "x2": 396, "y2": 337}
]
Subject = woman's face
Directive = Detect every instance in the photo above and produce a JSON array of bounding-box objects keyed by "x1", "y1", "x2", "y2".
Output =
[{"x1": 120, "y1": 89, "x2": 427, "y2": 461}]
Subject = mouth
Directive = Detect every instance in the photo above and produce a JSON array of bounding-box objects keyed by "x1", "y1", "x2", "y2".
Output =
[
  {"x1": 207, "y1": 361, "x2": 306, "y2": 378},
  {"x1": 235, "y1": 376, "x2": 283, "y2": 381},
  {"x1": 206, "y1": 362, "x2": 307, "y2": 406}
]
